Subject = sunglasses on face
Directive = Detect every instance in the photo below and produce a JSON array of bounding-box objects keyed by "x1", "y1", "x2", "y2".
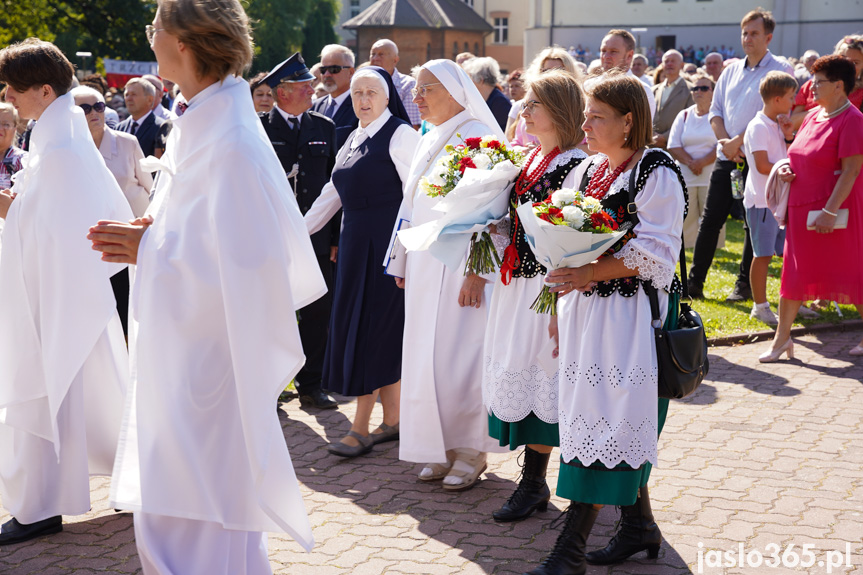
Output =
[
  {"x1": 320, "y1": 65, "x2": 350, "y2": 75},
  {"x1": 79, "y1": 102, "x2": 107, "y2": 114},
  {"x1": 690, "y1": 86, "x2": 712, "y2": 93}
]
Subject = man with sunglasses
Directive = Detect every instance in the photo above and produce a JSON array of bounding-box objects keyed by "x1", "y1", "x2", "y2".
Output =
[
  {"x1": 312, "y1": 44, "x2": 358, "y2": 149},
  {"x1": 0, "y1": 38, "x2": 132, "y2": 546},
  {"x1": 651, "y1": 49, "x2": 694, "y2": 149}
]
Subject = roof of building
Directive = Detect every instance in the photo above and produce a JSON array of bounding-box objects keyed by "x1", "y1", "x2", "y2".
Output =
[{"x1": 343, "y1": 0, "x2": 493, "y2": 32}]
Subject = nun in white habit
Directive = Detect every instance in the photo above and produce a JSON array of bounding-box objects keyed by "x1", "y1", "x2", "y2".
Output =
[
  {"x1": 87, "y1": 1, "x2": 324, "y2": 572},
  {"x1": 0, "y1": 39, "x2": 131, "y2": 545},
  {"x1": 393, "y1": 59, "x2": 507, "y2": 491}
]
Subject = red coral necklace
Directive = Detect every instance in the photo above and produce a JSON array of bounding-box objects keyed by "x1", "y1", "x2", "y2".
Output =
[
  {"x1": 513, "y1": 146, "x2": 561, "y2": 196},
  {"x1": 584, "y1": 151, "x2": 638, "y2": 200}
]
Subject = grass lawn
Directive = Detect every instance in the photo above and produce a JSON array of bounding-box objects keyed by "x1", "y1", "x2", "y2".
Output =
[{"x1": 689, "y1": 217, "x2": 860, "y2": 339}]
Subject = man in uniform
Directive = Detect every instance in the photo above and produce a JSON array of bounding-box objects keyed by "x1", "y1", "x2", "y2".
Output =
[{"x1": 260, "y1": 53, "x2": 340, "y2": 409}]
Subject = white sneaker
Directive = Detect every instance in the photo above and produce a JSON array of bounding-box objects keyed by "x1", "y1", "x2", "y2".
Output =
[
  {"x1": 797, "y1": 305, "x2": 821, "y2": 320},
  {"x1": 751, "y1": 303, "x2": 778, "y2": 326}
]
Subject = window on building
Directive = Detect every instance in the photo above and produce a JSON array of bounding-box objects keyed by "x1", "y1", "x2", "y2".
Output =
[
  {"x1": 427, "y1": 43, "x2": 432, "y2": 61},
  {"x1": 494, "y1": 17, "x2": 508, "y2": 44},
  {"x1": 462, "y1": 0, "x2": 474, "y2": 6},
  {"x1": 474, "y1": 42, "x2": 480, "y2": 55},
  {"x1": 453, "y1": 42, "x2": 459, "y2": 60},
  {"x1": 350, "y1": 0, "x2": 360, "y2": 17}
]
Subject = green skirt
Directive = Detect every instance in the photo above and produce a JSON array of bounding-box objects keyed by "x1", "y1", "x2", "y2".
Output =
[
  {"x1": 556, "y1": 292, "x2": 679, "y2": 506},
  {"x1": 488, "y1": 412, "x2": 559, "y2": 450}
]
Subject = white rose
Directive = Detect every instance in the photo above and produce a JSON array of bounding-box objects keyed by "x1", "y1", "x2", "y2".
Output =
[
  {"x1": 562, "y1": 206, "x2": 586, "y2": 228},
  {"x1": 551, "y1": 189, "x2": 577, "y2": 208},
  {"x1": 472, "y1": 153, "x2": 492, "y2": 170},
  {"x1": 428, "y1": 171, "x2": 446, "y2": 187}
]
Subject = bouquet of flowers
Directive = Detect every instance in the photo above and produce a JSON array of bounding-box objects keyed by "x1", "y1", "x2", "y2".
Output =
[
  {"x1": 517, "y1": 188, "x2": 631, "y2": 314},
  {"x1": 398, "y1": 135, "x2": 523, "y2": 276}
]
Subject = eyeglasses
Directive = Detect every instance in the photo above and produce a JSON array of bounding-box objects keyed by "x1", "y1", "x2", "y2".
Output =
[
  {"x1": 0, "y1": 122, "x2": 14, "y2": 131},
  {"x1": 690, "y1": 86, "x2": 712, "y2": 93},
  {"x1": 812, "y1": 78, "x2": 838, "y2": 88},
  {"x1": 79, "y1": 102, "x2": 107, "y2": 114},
  {"x1": 320, "y1": 65, "x2": 351, "y2": 75},
  {"x1": 411, "y1": 82, "x2": 442, "y2": 98},
  {"x1": 520, "y1": 99, "x2": 541, "y2": 113},
  {"x1": 145, "y1": 25, "x2": 165, "y2": 45}
]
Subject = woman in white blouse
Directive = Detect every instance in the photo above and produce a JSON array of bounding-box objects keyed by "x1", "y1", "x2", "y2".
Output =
[
  {"x1": 667, "y1": 73, "x2": 722, "y2": 247},
  {"x1": 305, "y1": 67, "x2": 420, "y2": 457},
  {"x1": 71, "y1": 86, "x2": 152, "y2": 217},
  {"x1": 528, "y1": 74, "x2": 685, "y2": 574}
]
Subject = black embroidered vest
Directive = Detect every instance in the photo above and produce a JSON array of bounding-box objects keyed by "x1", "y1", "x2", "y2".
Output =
[
  {"x1": 578, "y1": 150, "x2": 688, "y2": 298},
  {"x1": 509, "y1": 153, "x2": 586, "y2": 279}
]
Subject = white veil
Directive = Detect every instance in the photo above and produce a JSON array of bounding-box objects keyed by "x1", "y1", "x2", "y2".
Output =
[{"x1": 421, "y1": 59, "x2": 506, "y2": 141}]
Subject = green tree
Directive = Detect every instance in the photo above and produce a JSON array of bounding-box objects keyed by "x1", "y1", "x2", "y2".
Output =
[
  {"x1": 245, "y1": 0, "x2": 312, "y2": 74},
  {"x1": 301, "y1": 0, "x2": 339, "y2": 66}
]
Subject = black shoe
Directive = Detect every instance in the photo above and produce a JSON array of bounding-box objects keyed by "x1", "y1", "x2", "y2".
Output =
[
  {"x1": 524, "y1": 502, "x2": 599, "y2": 575},
  {"x1": 0, "y1": 516, "x2": 62, "y2": 546},
  {"x1": 298, "y1": 389, "x2": 338, "y2": 410},
  {"x1": 493, "y1": 447, "x2": 551, "y2": 522},
  {"x1": 687, "y1": 279, "x2": 704, "y2": 299},
  {"x1": 585, "y1": 486, "x2": 661, "y2": 565},
  {"x1": 725, "y1": 282, "x2": 752, "y2": 302}
]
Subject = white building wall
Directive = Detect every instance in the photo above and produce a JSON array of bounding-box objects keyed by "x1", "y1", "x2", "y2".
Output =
[{"x1": 525, "y1": 0, "x2": 863, "y2": 64}]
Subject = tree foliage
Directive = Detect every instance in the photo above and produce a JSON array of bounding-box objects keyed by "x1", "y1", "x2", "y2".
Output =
[{"x1": 0, "y1": 0, "x2": 341, "y2": 77}]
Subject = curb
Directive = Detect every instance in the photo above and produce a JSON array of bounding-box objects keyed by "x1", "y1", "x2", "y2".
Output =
[{"x1": 708, "y1": 319, "x2": 863, "y2": 347}]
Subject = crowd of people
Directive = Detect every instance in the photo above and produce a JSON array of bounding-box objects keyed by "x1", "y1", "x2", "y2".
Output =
[{"x1": 0, "y1": 1, "x2": 861, "y2": 574}]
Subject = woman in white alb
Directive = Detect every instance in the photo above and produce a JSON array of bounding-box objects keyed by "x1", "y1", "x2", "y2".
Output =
[
  {"x1": 394, "y1": 59, "x2": 507, "y2": 491},
  {"x1": 87, "y1": 0, "x2": 323, "y2": 572}
]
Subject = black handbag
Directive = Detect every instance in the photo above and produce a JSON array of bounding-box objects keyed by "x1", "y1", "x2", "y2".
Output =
[{"x1": 628, "y1": 157, "x2": 709, "y2": 399}]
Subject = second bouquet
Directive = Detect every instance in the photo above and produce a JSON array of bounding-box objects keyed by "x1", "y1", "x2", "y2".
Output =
[
  {"x1": 517, "y1": 188, "x2": 631, "y2": 314},
  {"x1": 397, "y1": 135, "x2": 523, "y2": 276}
]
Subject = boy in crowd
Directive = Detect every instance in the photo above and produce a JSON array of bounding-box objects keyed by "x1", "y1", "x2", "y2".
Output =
[{"x1": 743, "y1": 71, "x2": 798, "y2": 325}]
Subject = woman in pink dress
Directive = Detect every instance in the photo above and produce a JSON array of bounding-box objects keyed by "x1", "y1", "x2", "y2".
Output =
[{"x1": 761, "y1": 55, "x2": 863, "y2": 362}]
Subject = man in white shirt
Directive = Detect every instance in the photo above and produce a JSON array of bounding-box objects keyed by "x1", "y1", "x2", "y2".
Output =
[
  {"x1": 116, "y1": 78, "x2": 169, "y2": 158},
  {"x1": 687, "y1": 8, "x2": 794, "y2": 301},
  {"x1": 652, "y1": 49, "x2": 693, "y2": 148},
  {"x1": 369, "y1": 39, "x2": 421, "y2": 129},
  {"x1": 312, "y1": 44, "x2": 358, "y2": 149},
  {"x1": 596, "y1": 29, "x2": 656, "y2": 119}
]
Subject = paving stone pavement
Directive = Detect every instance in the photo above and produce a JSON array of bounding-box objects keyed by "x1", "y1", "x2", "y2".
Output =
[{"x1": 1, "y1": 329, "x2": 862, "y2": 575}]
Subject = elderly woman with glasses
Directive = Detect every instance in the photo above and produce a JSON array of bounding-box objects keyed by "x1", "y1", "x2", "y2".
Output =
[
  {"x1": 392, "y1": 59, "x2": 508, "y2": 492},
  {"x1": 87, "y1": 0, "x2": 325, "y2": 570},
  {"x1": 304, "y1": 66, "x2": 420, "y2": 458}
]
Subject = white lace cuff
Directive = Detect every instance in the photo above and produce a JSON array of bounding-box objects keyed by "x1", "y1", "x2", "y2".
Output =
[{"x1": 614, "y1": 242, "x2": 675, "y2": 290}]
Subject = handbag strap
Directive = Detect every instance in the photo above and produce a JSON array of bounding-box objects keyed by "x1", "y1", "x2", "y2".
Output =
[{"x1": 627, "y1": 151, "x2": 690, "y2": 307}]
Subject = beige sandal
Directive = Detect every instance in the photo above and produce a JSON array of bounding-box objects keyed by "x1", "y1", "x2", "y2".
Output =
[
  {"x1": 419, "y1": 449, "x2": 456, "y2": 481},
  {"x1": 442, "y1": 451, "x2": 487, "y2": 491}
]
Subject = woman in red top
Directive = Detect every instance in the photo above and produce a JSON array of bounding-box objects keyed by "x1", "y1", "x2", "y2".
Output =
[
  {"x1": 791, "y1": 35, "x2": 863, "y2": 131},
  {"x1": 761, "y1": 55, "x2": 863, "y2": 362}
]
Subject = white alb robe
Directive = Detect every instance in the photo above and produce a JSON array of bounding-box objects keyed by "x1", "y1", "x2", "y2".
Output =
[
  {"x1": 109, "y1": 76, "x2": 324, "y2": 555},
  {"x1": 0, "y1": 94, "x2": 132, "y2": 523},
  {"x1": 397, "y1": 110, "x2": 508, "y2": 464}
]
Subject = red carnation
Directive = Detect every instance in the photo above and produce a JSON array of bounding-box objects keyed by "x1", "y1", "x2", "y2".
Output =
[
  {"x1": 486, "y1": 140, "x2": 502, "y2": 149},
  {"x1": 590, "y1": 211, "x2": 618, "y2": 230},
  {"x1": 547, "y1": 206, "x2": 563, "y2": 219},
  {"x1": 539, "y1": 213, "x2": 552, "y2": 222},
  {"x1": 464, "y1": 137, "x2": 482, "y2": 150},
  {"x1": 458, "y1": 157, "x2": 477, "y2": 173}
]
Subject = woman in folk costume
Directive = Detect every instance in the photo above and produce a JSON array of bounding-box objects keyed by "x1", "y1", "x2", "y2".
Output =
[
  {"x1": 0, "y1": 39, "x2": 132, "y2": 545},
  {"x1": 525, "y1": 74, "x2": 685, "y2": 575},
  {"x1": 483, "y1": 70, "x2": 588, "y2": 522},
  {"x1": 394, "y1": 59, "x2": 507, "y2": 491},
  {"x1": 87, "y1": 0, "x2": 326, "y2": 572},
  {"x1": 305, "y1": 66, "x2": 420, "y2": 457}
]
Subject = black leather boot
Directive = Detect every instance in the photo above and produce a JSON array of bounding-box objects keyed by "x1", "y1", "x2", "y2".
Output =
[
  {"x1": 585, "y1": 486, "x2": 662, "y2": 565},
  {"x1": 523, "y1": 502, "x2": 599, "y2": 575},
  {"x1": 493, "y1": 446, "x2": 551, "y2": 522}
]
